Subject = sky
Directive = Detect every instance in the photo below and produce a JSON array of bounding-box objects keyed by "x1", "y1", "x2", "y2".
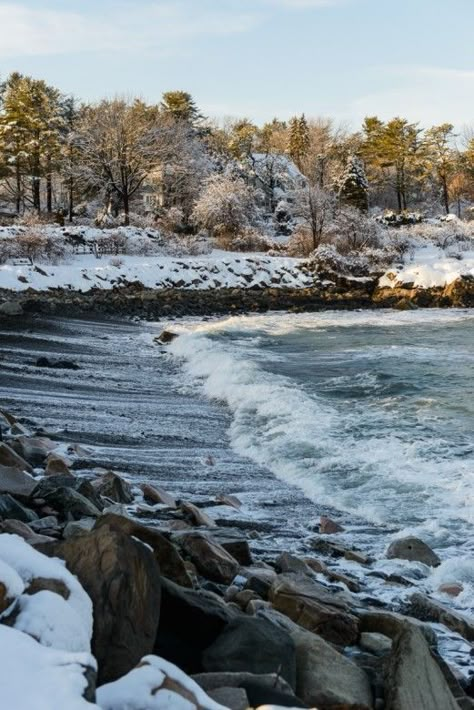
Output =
[{"x1": 0, "y1": 0, "x2": 473, "y2": 130}]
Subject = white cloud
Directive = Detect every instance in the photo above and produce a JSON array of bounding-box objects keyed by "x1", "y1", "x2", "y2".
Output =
[
  {"x1": 0, "y1": 2, "x2": 258, "y2": 58},
  {"x1": 350, "y1": 65, "x2": 474, "y2": 128}
]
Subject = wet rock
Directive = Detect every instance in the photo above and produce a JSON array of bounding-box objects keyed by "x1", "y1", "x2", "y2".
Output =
[
  {"x1": 41, "y1": 486, "x2": 101, "y2": 519},
  {"x1": 26, "y1": 576, "x2": 70, "y2": 599},
  {"x1": 37, "y1": 525, "x2": 161, "y2": 684},
  {"x1": 269, "y1": 573, "x2": 359, "y2": 646},
  {"x1": 320, "y1": 515, "x2": 345, "y2": 534},
  {"x1": 438, "y1": 582, "x2": 464, "y2": 597},
  {"x1": 180, "y1": 501, "x2": 217, "y2": 528},
  {"x1": 63, "y1": 518, "x2": 95, "y2": 538},
  {"x1": 358, "y1": 609, "x2": 437, "y2": 646},
  {"x1": 215, "y1": 494, "x2": 242, "y2": 510},
  {"x1": 154, "y1": 329, "x2": 179, "y2": 344},
  {"x1": 44, "y1": 453, "x2": 72, "y2": 477},
  {"x1": 140, "y1": 482, "x2": 176, "y2": 508},
  {"x1": 0, "y1": 442, "x2": 33, "y2": 474},
  {"x1": 243, "y1": 567, "x2": 278, "y2": 599},
  {"x1": 202, "y1": 527, "x2": 252, "y2": 566},
  {"x1": 0, "y1": 518, "x2": 55, "y2": 545},
  {"x1": 311, "y1": 536, "x2": 372, "y2": 565},
  {"x1": 291, "y1": 627, "x2": 373, "y2": 709},
  {"x1": 97, "y1": 655, "x2": 224, "y2": 710},
  {"x1": 192, "y1": 672, "x2": 303, "y2": 709},
  {"x1": 95, "y1": 513, "x2": 193, "y2": 588},
  {"x1": 276, "y1": 552, "x2": 313, "y2": 576},
  {"x1": 207, "y1": 686, "x2": 248, "y2": 709},
  {"x1": 202, "y1": 616, "x2": 296, "y2": 689},
  {"x1": 35, "y1": 357, "x2": 80, "y2": 370},
  {"x1": 0, "y1": 301, "x2": 23, "y2": 316},
  {"x1": 92, "y1": 471, "x2": 134, "y2": 504},
  {"x1": 360, "y1": 631, "x2": 393, "y2": 656},
  {"x1": 404, "y1": 592, "x2": 474, "y2": 643},
  {"x1": 384, "y1": 623, "x2": 459, "y2": 710},
  {"x1": 154, "y1": 577, "x2": 235, "y2": 673},
  {"x1": 0, "y1": 465, "x2": 37, "y2": 497},
  {"x1": 173, "y1": 531, "x2": 240, "y2": 584},
  {"x1": 386, "y1": 536, "x2": 441, "y2": 567},
  {"x1": 32, "y1": 475, "x2": 104, "y2": 514},
  {"x1": 12, "y1": 436, "x2": 57, "y2": 467},
  {"x1": 302, "y1": 556, "x2": 362, "y2": 593},
  {"x1": 0, "y1": 494, "x2": 38, "y2": 523}
]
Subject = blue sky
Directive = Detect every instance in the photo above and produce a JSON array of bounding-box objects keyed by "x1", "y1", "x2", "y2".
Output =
[{"x1": 1, "y1": 0, "x2": 473, "y2": 129}]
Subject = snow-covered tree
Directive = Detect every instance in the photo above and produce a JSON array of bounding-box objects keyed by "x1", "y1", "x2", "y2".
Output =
[
  {"x1": 336, "y1": 155, "x2": 369, "y2": 212},
  {"x1": 291, "y1": 185, "x2": 336, "y2": 249},
  {"x1": 192, "y1": 173, "x2": 259, "y2": 241}
]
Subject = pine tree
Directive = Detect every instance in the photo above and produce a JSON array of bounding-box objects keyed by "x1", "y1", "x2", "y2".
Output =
[
  {"x1": 423, "y1": 123, "x2": 457, "y2": 214},
  {"x1": 288, "y1": 114, "x2": 310, "y2": 170},
  {"x1": 161, "y1": 91, "x2": 202, "y2": 125},
  {"x1": 0, "y1": 73, "x2": 63, "y2": 213},
  {"x1": 228, "y1": 119, "x2": 258, "y2": 159},
  {"x1": 336, "y1": 155, "x2": 369, "y2": 212}
]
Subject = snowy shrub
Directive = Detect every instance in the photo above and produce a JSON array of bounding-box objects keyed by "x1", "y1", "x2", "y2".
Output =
[
  {"x1": 375, "y1": 210, "x2": 423, "y2": 227},
  {"x1": 158, "y1": 207, "x2": 185, "y2": 235},
  {"x1": 95, "y1": 231, "x2": 128, "y2": 255},
  {"x1": 230, "y1": 228, "x2": 274, "y2": 253},
  {"x1": 327, "y1": 207, "x2": 381, "y2": 254},
  {"x1": 308, "y1": 243, "x2": 391, "y2": 277},
  {"x1": 0, "y1": 238, "x2": 18, "y2": 264},
  {"x1": 285, "y1": 225, "x2": 315, "y2": 257},
  {"x1": 192, "y1": 174, "x2": 259, "y2": 243},
  {"x1": 109, "y1": 256, "x2": 124, "y2": 268}
]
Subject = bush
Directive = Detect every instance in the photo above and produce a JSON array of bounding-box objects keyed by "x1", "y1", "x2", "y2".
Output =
[
  {"x1": 230, "y1": 228, "x2": 274, "y2": 252},
  {"x1": 285, "y1": 226, "x2": 315, "y2": 257}
]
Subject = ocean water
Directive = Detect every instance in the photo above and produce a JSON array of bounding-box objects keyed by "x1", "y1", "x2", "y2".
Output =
[
  {"x1": 169, "y1": 309, "x2": 474, "y2": 609},
  {"x1": 1, "y1": 310, "x2": 473, "y2": 671}
]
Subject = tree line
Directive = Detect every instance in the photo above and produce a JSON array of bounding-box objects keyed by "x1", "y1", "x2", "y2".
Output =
[{"x1": 1, "y1": 71, "x2": 474, "y2": 228}]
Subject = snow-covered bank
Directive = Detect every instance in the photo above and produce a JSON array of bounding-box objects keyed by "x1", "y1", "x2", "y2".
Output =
[
  {"x1": 379, "y1": 244, "x2": 474, "y2": 289},
  {"x1": 0, "y1": 253, "x2": 313, "y2": 292}
]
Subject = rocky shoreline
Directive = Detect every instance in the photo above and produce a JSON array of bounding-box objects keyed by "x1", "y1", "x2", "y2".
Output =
[
  {"x1": 0, "y1": 272, "x2": 473, "y2": 321},
  {"x1": 0, "y1": 377, "x2": 474, "y2": 708}
]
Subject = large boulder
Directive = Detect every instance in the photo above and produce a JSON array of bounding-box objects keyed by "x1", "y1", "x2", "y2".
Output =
[
  {"x1": 41, "y1": 487, "x2": 101, "y2": 520},
  {"x1": 32, "y1": 476, "x2": 104, "y2": 513},
  {"x1": 0, "y1": 443, "x2": 33, "y2": 474},
  {"x1": 0, "y1": 519, "x2": 55, "y2": 545},
  {"x1": 192, "y1": 672, "x2": 305, "y2": 709},
  {"x1": 0, "y1": 494, "x2": 38, "y2": 523},
  {"x1": 94, "y1": 513, "x2": 193, "y2": 588},
  {"x1": 180, "y1": 501, "x2": 217, "y2": 528},
  {"x1": 154, "y1": 577, "x2": 235, "y2": 674},
  {"x1": 173, "y1": 531, "x2": 240, "y2": 584},
  {"x1": 97, "y1": 655, "x2": 225, "y2": 710},
  {"x1": 92, "y1": 472, "x2": 134, "y2": 504},
  {"x1": 11, "y1": 436, "x2": 57, "y2": 467},
  {"x1": 202, "y1": 616, "x2": 296, "y2": 689},
  {"x1": 140, "y1": 483, "x2": 176, "y2": 508},
  {"x1": 291, "y1": 627, "x2": 373, "y2": 709},
  {"x1": 404, "y1": 592, "x2": 474, "y2": 643},
  {"x1": 386, "y1": 537, "x2": 441, "y2": 567},
  {"x1": 0, "y1": 465, "x2": 37, "y2": 497},
  {"x1": 384, "y1": 623, "x2": 459, "y2": 710},
  {"x1": 37, "y1": 526, "x2": 161, "y2": 684},
  {"x1": 269, "y1": 573, "x2": 359, "y2": 646}
]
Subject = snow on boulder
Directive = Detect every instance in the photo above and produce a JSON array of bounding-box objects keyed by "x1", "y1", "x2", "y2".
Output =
[
  {"x1": 0, "y1": 625, "x2": 98, "y2": 710},
  {"x1": 7, "y1": 590, "x2": 91, "y2": 653},
  {"x1": 0, "y1": 558, "x2": 24, "y2": 612},
  {"x1": 97, "y1": 655, "x2": 227, "y2": 710},
  {"x1": 0, "y1": 534, "x2": 93, "y2": 641}
]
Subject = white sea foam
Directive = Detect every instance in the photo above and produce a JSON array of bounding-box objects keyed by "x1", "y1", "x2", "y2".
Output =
[{"x1": 169, "y1": 310, "x2": 474, "y2": 571}]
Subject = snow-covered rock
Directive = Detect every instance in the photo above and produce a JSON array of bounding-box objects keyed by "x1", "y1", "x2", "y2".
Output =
[
  {"x1": 0, "y1": 625, "x2": 98, "y2": 709},
  {"x1": 0, "y1": 534, "x2": 93, "y2": 640},
  {"x1": 97, "y1": 655, "x2": 227, "y2": 710}
]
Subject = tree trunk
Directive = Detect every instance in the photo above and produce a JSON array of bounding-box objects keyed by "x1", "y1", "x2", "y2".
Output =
[
  {"x1": 32, "y1": 177, "x2": 41, "y2": 213},
  {"x1": 442, "y1": 177, "x2": 449, "y2": 214},
  {"x1": 123, "y1": 190, "x2": 130, "y2": 226},
  {"x1": 15, "y1": 164, "x2": 21, "y2": 214},
  {"x1": 46, "y1": 175, "x2": 52, "y2": 213},
  {"x1": 68, "y1": 176, "x2": 74, "y2": 223}
]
